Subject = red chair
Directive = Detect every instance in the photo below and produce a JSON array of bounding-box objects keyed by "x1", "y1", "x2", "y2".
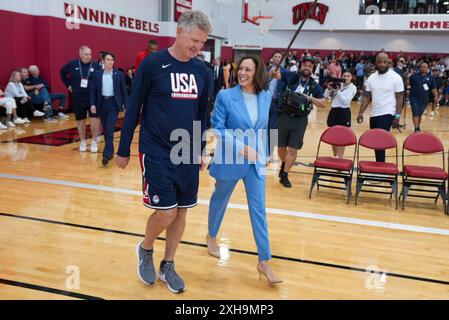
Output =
[
  {"x1": 447, "y1": 152, "x2": 449, "y2": 215},
  {"x1": 355, "y1": 129, "x2": 399, "y2": 209},
  {"x1": 401, "y1": 132, "x2": 448, "y2": 214},
  {"x1": 309, "y1": 126, "x2": 357, "y2": 204}
]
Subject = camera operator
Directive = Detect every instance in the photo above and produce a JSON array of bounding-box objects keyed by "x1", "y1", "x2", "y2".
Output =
[
  {"x1": 271, "y1": 56, "x2": 326, "y2": 188},
  {"x1": 324, "y1": 71, "x2": 357, "y2": 159}
]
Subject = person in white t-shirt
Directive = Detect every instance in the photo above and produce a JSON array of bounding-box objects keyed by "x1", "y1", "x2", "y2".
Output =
[
  {"x1": 357, "y1": 53, "x2": 404, "y2": 162},
  {"x1": 324, "y1": 71, "x2": 357, "y2": 158}
]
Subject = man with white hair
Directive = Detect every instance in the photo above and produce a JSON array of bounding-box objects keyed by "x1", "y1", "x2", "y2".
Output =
[
  {"x1": 61, "y1": 46, "x2": 102, "y2": 152},
  {"x1": 27, "y1": 65, "x2": 69, "y2": 120},
  {"x1": 117, "y1": 10, "x2": 212, "y2": 294}
]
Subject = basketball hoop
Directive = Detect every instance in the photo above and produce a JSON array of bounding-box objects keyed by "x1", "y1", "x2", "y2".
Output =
[
  {"x1": 242, "y1": 0, "x2": 273, "y2": 34},
  {"x1": 254, "y1": 15, "x2": 273, "y2": 35}
]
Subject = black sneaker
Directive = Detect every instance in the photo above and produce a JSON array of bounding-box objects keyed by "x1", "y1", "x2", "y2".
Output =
[
  {"x1": 278, "y1": 162, "x2": 285, "y2": 178},
  {"x1": 279, "y1": 172, "x2": 292, "y2": 188},
  {"x1": 102, "y1": 155, "x2": 113, "y2": 166},
  {"x1": 414, "y1": 127, "x2": 421, "y2": 133}
]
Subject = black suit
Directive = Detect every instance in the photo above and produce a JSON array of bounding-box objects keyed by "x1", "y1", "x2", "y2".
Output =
[{"x1": 211, "y1": 64, "x2": 224, "y2": 99}]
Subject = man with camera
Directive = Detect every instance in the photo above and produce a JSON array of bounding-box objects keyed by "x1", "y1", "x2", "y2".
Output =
[{"x1": 271, "y1": 56, "x2": 326, "y2": 188}]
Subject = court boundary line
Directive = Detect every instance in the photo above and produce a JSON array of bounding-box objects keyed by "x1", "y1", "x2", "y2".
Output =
[
  {"x1": 1, "y1": 173, "x2": 449, "y2": 237},
  {"x1": 2, "y1": 212, "x2": 449, "y2": 288},
  {"x1": 0, "y1": 278, "x2": 104, "y2": 300}
]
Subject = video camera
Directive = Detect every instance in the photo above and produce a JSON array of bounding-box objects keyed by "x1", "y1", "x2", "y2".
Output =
[{"x1": 325, "y1": 78, "x2": 344, "y2": 90}]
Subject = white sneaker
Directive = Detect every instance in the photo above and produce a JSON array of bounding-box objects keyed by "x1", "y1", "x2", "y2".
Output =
[
  {"x1": 0, "y1": 122, "x2": 7, "y2": 130},
  {"x1": 44, "y1": 117, "x2": 57, "y2": 123},
  {"x1": 96, "y1": 135, "x2": 102, "y2": 143},
  {"x1": 7, "y1": 121, "x2": 16, "y2": 128},
  {"x1": 23, "y1": 117, "x2": 31, "y2": 123},
  {"x1": 80, "y1": 141, "x2": 87, "y2": 152},
  {"x1": 13, "y1": 118, "x2": 26, "y2": 124},
  {"x1": 33, "y1": 110, "x2": 45, "y2": 117},
  {"x1": 58, "y1": 112, "x2": 69, "y2": 119},
  {"x1": 90, "y1": 141, "x2": 98, "y2": 153},
  {"x1": 430, "y1": 111, "x2": 435, "y2": 117}
]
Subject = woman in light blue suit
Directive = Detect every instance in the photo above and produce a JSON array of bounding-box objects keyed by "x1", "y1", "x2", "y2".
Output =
[{"x1": 207, "y1": 56, "x2": 282, "y2": 284}]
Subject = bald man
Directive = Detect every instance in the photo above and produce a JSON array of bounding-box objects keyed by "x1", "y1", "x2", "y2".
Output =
[
  {"x1": 357, "y1": 53, "x2": 404, "y2": 162},
  {"x1": 61, "y1": 46, "x2": 102, "y2": 152}
]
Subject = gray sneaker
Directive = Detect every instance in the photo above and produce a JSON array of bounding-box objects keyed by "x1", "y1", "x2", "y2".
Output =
[
  {"x1": 136, "y1": 241, "x2": 155, "y2": 285},
  {"x1": 159, "y1": 261, "x2": 185, "y2": 294}
]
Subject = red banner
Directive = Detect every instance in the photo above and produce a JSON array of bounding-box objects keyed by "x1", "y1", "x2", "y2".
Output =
[{"x1": 174, "y1": 0, "x2": 193, "y2": 22}]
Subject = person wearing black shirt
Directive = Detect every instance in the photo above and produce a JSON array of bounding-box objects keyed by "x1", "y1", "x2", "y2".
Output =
[{"x1": 60, "y1": 46, "x2": 102, "y2": 152}]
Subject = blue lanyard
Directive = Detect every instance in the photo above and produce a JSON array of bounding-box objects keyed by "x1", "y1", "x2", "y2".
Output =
[{"x1": 78, "y1": 60, "x2": 93, "y2": 80}]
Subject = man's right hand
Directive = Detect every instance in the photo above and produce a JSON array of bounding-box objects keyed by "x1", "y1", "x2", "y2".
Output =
[
  {"x1": 116, "y1": 156, "x2": 130, "y2": 169},
  {"x1": 357, "y1": 114, "x2": 364, "y2": 124},
  {"x1": 269, "y1": 68, "x2": 282, "y2": 80},
  {"x1": 68, "y1": 86, "x2": 73, "y2": 93}
]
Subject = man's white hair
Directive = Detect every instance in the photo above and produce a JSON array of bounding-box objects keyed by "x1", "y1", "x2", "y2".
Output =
[
  {"x1": 29, "y1": 65, "x2": 39, "y2": 73},
  {"x1": 79, "y1": 45, "x2": 92, "y2": 53},
  {"x1": 177, "y1": 10, "x2": 212, "y2": 34}
]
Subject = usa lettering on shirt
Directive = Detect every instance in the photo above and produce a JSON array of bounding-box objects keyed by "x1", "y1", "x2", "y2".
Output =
[{"x1": 170, "y1": 73, "x2": 199, "y2": 99}]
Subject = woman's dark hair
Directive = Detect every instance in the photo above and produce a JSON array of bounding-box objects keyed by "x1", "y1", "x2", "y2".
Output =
[
  {"x1": 236, "y1": 55, "x2": 267, "y2": 95},
  {"x1": 103, "y1": 52, "x2": 116, "y2": 60}
]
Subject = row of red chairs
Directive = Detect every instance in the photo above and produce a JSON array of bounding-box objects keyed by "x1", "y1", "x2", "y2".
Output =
[{"x1": 309, "y1": 126, "x2": 448, "y2": 214}]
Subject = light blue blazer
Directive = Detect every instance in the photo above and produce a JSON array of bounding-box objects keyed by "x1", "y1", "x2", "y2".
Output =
[{"x1": 209, "y1": 85, "x2": 272, "y2": 180}]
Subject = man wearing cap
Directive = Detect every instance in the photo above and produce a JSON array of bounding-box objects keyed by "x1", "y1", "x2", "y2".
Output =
[
  {"x1": 408, "y1": 61, "x2": 437, "y2": 131},
  {"x1": 271, "y1": 56, "x2": 327, "y2": 188}
]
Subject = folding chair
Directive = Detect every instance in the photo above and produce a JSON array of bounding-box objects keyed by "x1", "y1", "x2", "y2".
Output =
[
  {"x1": 447, "y1": 151, "x2": 449, "y2": 215},
  {"x1": 401, "y1": 132, "x2": 448, "y2": 214},
  {"x1": 355, "y1": 129, "x2": 399, "y2": 209},
  {"x1": 309, "y1": 126, "x2": 357, "y2": 204}
]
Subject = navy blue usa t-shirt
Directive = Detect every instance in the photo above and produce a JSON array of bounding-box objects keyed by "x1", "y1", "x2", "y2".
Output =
[{"x1": 118, "y1": 49, "x2": 209, "y2": 159}]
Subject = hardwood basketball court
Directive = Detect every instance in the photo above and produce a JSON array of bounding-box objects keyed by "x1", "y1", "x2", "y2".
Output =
[{"x1": 1, "y1": 104, "x2": 449, "y2": 300}]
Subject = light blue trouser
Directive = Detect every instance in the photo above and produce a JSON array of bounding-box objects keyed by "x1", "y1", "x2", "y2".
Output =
[{"x1": 208, "y1": 165, "x2": 271, "y2": 261}]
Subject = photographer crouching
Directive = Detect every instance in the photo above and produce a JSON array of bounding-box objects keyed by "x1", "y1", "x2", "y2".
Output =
[
  {"x1": 270, "y1": 56, "x2": 326, "y2": 188},
  {"x1": 324, "y1": 71, "x2": 357, "y2": 159}
]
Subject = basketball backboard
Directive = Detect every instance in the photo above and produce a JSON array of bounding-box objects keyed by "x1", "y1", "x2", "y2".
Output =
[
  {"x1": 241, "y1": 0, "x2": 274, "y2": 33},
  {"x1": 241, "y1": 0, "x2": 263, "y2": 25}
]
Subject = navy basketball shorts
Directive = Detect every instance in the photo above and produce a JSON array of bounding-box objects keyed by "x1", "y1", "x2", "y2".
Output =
[
  {"x1": 72, "y1": 96, "x2": 99, "y2": 121},
  {"x1": 139, "y1": 153, "x2": 199, "y2": 210},
  {"x1": 410, "y1": 97, "x2": 427, "y2": 117}
]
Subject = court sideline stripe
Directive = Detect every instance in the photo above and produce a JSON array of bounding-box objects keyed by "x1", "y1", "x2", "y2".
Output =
[
  {"x1": 2, "y1": 212, "x2": 449, "y2": 287},
  {"x1": 0, "y1": 278, "x2": 104, "y2": 300},
  {"x1": 1, "y1": 173, "x2": 449, "y2": 237}
]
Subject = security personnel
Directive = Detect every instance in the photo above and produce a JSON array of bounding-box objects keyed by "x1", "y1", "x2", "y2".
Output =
[
  {"x1": 271, "y1": 56, "x2": 326, "y2": 188},
  {"x1": 409, "y1": 61, "x2": 437, "y2": 132},
  {"x1": 61, "y1": 46, "x2": 102, "y2": 152},
  {"x1": 90, "y1": 52, "x2": 128, "y2": 166}
]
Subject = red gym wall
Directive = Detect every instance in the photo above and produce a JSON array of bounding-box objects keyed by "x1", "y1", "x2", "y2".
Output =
[
  {"x1": 0, "y1": 9, "x2": 444, "y2": 93},
  {"x1": 0, "y1": 9, "x2": 175, "y2": 92}
]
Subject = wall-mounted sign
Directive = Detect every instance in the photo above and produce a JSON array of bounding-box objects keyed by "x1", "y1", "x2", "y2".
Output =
[
  {"x1": 174, "y1": 0, "x2": 193, "y2": 22},
  {"x1": 292, "y1": 2, "x2": 329, "y2": 25},
  {"x1": 64, "y1": 2, "x2": 160, "y2": 33},
  {"x1": 409, "y1": 20, "x2": 449, "y2": 30}
]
